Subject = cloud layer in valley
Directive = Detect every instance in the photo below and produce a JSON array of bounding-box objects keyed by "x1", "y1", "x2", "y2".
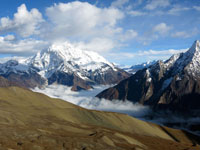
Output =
[
  {"x1": 33, "y1": 84, "x2": 150, "y2": 118},
  {"x1": 33, "y1": 84, "x2": 200, "y2": 136}
]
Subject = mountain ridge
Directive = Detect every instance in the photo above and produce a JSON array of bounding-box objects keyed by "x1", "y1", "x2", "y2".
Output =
[
  {"x1": 97, "y1": 40, "x2": 200, "y2": 110},
  {"x1": 0, "y1": 42, "x2": 130, "y2": 91},
  {"x1": 124, "y1": 60, "x2": 157, "y2": 74}
]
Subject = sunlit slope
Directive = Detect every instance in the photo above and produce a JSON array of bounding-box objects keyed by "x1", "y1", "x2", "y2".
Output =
[{"x1": 0, "y1": 86, "x2": 199, "y2": 150}]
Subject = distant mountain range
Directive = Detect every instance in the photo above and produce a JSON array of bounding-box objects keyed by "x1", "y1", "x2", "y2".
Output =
[
  {"x1": 97, "y1": 40, "x2": 200, "y2": 111},
  {"x1": 0, "y1": 42, "x2": 129, "y2": 91},
  {"x1": 123, "y1": 61, "x2": 157, "y2": 74}
]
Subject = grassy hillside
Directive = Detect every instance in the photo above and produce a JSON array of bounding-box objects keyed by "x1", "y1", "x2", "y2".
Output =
[{"x1": 0, "y1": 86, "x2": 199, "y2": 150}]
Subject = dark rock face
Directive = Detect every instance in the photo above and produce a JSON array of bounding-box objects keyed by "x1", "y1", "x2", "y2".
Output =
[
  {"x1": 48, "y1": 71, "x2": 93, "y2": 91},
  {"x1": 157, "y1": 73, "x2": 200, "y2": 110},
  {"x1": 47, "y1": 67, "x2": 129, "y2": 91},
  {"x1": 0, "y1": 76, "x2": 30, "y2": 88},
  {"x1": 97, "y1": 68, "x2": 155, "y2": 103},
  {"x1": 0, "y1": 60, "x2": 46, "y2": 89},
  {"x1": 0, "y1": 63, "x2": 129, "y2": 91},
  {"x1": 0, "y1": 61, "x2": 129, "y2": 91},
  {"x1": 2, "y1": 72, "x2": 46, "y2": 89},
  {"x1": 87, "y1": 67, "x2": 130, "y2": 85},
  {"x1": 0, "y1": 76, "x2": 15, "y2": 87},
  {"x1": 97, "y1": 41, "x2": 200, "y2": 110}
]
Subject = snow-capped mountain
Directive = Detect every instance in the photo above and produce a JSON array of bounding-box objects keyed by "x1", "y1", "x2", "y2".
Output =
[
  {"x1": 124, "y1": 61, "x2": 157, "y2": 74},
  {"x1": 30, "y1": 42, "x2": 116, "y2": 79},
  {"x1": 0, "y1": 59, "x2": 46, "y2": 88},
  {"x1": 97, "y1": 40, "x2": 200, "y2": 110},
  {"x1": 0, "y1": 42, "x2": 129, "y2": 90}
]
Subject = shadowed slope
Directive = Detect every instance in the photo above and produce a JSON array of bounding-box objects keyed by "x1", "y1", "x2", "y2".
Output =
[
  {"x1": 0, "y1": 87, "x2": 199, "y2": 150},
  {"x1": 0, "y1": 76, "x2": 20, "y2": 87}
]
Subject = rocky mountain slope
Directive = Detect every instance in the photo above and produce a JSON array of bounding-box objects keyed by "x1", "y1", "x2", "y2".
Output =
[
  {"x1": 0, "y1": 60, "x2": 46, "y2": 88},
  {"x1": 97, "y1": 40, "x2": 200, "y2": 110},
  {"x1": 0, "y1": 76, "x2": 19, "y2": 87},
  {"x1": 0, "y1": 42, "x2": 129, "y2": 91},
  {"x1": 0, "y1": 86, "x2": 199, "y2": 150}
]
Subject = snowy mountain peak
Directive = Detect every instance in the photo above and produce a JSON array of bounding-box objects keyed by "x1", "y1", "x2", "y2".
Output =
[
  {"x1": 161, "y1": 40, "x2": 200, "y2": 77},
  {"x1": 96, "y1": 40, "x2": 200, "y2": 110},
  {"x1": 47, "y1": 42, "x2": 113, "y2": 66},
  {"x1": 30, "y1": 42, "x2": 116, "y2": 78},
  {"x1": 0, "y1": 41, "x2": 129, "y2": 90},
  {"x1": 182, "y1": 40, "x2": 200, "y2": 76},
  {"x1": 187, "y1": 40, "x2": 200, "y2": 54}
]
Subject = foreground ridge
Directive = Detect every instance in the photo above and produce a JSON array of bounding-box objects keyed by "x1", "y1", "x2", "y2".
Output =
[{"x1": 0, "y1": 86, "x2": 199, "y2": 149}]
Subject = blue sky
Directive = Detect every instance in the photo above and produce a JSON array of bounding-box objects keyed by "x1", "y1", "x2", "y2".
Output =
[{"x1": 0, "y1": 0, "x2": 199, "y2": 65}]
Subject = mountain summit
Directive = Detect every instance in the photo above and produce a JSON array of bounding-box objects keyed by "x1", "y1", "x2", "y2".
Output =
[
  {"x1": 97, "y1": 40, "x2": 200, "y2": 110},
  {"x1": 30, "y1": 42, "x2": 116, "y2": 78},
  {"x1": 0, "y1": 42, "x2": 129, "y2": 91}
]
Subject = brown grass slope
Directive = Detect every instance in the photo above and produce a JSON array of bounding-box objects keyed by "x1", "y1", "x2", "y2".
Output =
[{"x1": 0, "y1": 86, "x2": 199, "y2": 150}]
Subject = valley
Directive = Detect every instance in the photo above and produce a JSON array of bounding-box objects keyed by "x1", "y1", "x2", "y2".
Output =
[{"x1": 0, "y1": 0, "x2": 200, "y2": 149}]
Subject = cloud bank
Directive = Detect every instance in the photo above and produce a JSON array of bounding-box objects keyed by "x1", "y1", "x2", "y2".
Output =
[
  {"x1": 33, "y1": 84, "x2": 200, "y2": 135},
  {"x1": 0, "y1": 2, "x2": 137, "y2": 55},
  {"x1": 0, "y1": 4, "x2": 43, "y2": 37},
  {"x1": 33, "y1": 84, "x2": 150, "y2": 118}
]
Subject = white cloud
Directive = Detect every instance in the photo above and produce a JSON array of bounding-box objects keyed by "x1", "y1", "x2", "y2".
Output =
[
  {"x1": 171, "y1": 28, "x2": 199, "y2": 38},
  {"x1": 0, "y1": 36, "x2": 48, "y2": 55},
  {"x1": 128, "y1": 10, "x2": 146, "y2": 16},
  {"x1": 139, "y1": 48, "x2": 187, "y2": 55},
  {"x1": 72, "y1": 29, "x2": 137, "y2": 52},
  {"x1": 0, "y1": 2, "x2": 135, "y2": 55},
  {"x1": 108, "y1": 48, "x2": 187, "y2": 61},
  {"x1": 45, "y1": 2, "x2": 123, "y2": 38},
  {"x1": 153, "y1": 23, "x2": 172, "y2": 35},
  {"x1": 73, "y1": 38, "x2": 115, "y2": 52},
  {"x1": 0, "y1": 1, "x2": 196, "y2": 62},
  {"x1": 0, "y1": 4, "x2": 44, "y2": 37},
  {"x1": 193, "y1": 6, "x2": 200, "y2": 11},
  {"x1": 135, "y1": 23, "x2": 172, "y2": 46},
  {"x1": 44, "y1": 1, "x2": 126, "y2": 52},
  {"x1": 171, "y1": 31, "x2": 190, "y2": 38},
  {"x1": 145, "y1": 0, "x2": 170, "y2": 10},
  {"x1": 4, "y1": 34, "x2": 15, "y2": 41},
  {"x1": 120, "y1": 29, "x2": 138, "y2": 41},
  {"x1": 33, "y1": 84, "x2": 150, "y2": 117},
  {"x1": 168, "y1": 5, "x2": 190, "y2": 15},
  {"x1": 0, "y1": 2, "x2": 139, "y2": 56},
  {"x1": 111, "y1": 0, "x2": 129, "y2": 8},
  {"x1": 129, "y1": 3, "x2": 190, "y2": 17}
]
